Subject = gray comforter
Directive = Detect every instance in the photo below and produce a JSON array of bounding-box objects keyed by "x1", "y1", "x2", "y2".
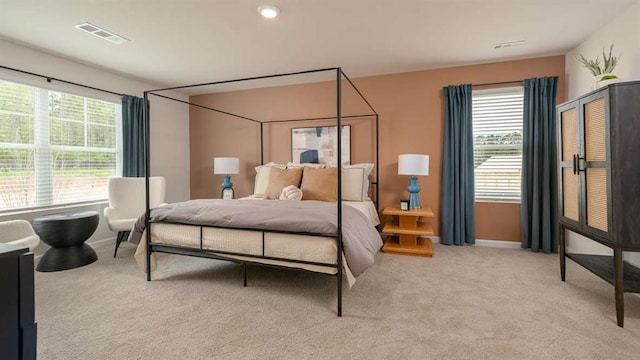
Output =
[{"x1": 129, "y1": 199, "x2": 382, "y2": 277}]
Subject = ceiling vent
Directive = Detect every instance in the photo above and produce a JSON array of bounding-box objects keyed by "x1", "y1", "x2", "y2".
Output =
[
  {"x1": 74, "y1": 22, "x2": 129, "y2": 45},
  {"x1": 493, "y1": 40, "x2": 525, "y2": 49}
]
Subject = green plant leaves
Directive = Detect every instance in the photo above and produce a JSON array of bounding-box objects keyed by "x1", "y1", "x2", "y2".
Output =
[{"x1": 577, "y1": 44, "x2": 619, "y2": 77}]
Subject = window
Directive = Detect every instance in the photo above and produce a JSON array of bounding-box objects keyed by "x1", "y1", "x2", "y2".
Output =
[
  {"x1": 0, "y1": 79, "x2": 122, "y2": 212},
  {"x1": 472, "y1": 86, "x2": 523, "y2": 201}
]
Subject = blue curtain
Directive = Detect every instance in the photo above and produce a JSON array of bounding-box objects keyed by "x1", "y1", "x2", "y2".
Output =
[
  {"x1": 521, "y1": 77, "x2": 558, "y2": 253},
  {"x1": 122, "y1": 95, "x2": 147, "y2": 177},
  {"x1": 441, "y1": 84, "x2": 475, "y2": 245}
]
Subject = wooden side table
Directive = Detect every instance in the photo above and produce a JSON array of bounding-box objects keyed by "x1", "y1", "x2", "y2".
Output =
[{"x1": 381, "y1": 205, "x2": 435, "y2": 257}]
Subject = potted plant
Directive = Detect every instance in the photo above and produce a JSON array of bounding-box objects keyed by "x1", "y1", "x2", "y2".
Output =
[{"x1": 577, "y1": 45, "x2": 620, "y2": 89}]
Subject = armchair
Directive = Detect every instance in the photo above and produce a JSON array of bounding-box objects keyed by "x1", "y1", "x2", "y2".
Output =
[
  {"x1": 0, "y1": 220, "x2": 40, "y2": 252},
  {"x1": 104, "y1": 176, "x2": 166, "y2": 257}
]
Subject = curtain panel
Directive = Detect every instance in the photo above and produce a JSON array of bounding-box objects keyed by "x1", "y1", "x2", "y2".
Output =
[
  {"x1": 122, "y1": 95, "x2": 147, "y2": 177},
  {"x1": 441, "y1": 84, "x2": 475, "y2": 246},
  {"x1": 521, "y1": 77, "x2": 559, "y2": 253}
]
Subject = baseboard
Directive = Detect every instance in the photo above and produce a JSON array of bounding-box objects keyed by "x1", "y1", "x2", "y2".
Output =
[
  {"x1": 475, "y1": 239, "x2": 521, "y2": 249},
  {"x1": 34, "y1": 237, "x2": 115, "y2": 261},
  {"x1": 417, "y1": 235, "x2": 521, "y2": 249}
]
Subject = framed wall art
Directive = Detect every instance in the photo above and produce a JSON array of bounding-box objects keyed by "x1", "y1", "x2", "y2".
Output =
[{"x1": 291, "y1": 125, "x2": 351, "y2": 166}]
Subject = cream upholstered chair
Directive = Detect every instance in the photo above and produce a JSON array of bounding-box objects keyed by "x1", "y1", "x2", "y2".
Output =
[
  {"x1": 0, "y1": 220, "x2": 40, "y2": 252},
  {"x1": 104, "y1": 176, "x2": 166, "y2": 257}
]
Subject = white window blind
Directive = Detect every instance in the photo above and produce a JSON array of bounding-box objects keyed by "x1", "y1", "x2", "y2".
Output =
[
  {"x1": 472, "y1": 86, "x2": 524, "y2": 201},
  {"x1": 0, "y1": 79, "x2": 121, "y2": 212}
]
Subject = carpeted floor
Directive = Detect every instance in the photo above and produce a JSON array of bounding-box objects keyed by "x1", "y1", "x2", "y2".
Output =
[{"x1": 35, "y1": 241, "x2": 640, "y2": 359}]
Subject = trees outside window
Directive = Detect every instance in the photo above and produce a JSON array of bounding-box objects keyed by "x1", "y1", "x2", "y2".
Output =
[{"x1": 0, "y1": 80, "x2": 121, "y2": 211}]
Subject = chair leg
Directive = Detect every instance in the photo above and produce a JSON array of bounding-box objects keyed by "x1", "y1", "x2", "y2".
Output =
[
  {"x1": 243, "y1": 263, "x2": 247, "y2": 287},
  {"x1": 113, "y1": 231, "x2": 129, "y2": 258}
]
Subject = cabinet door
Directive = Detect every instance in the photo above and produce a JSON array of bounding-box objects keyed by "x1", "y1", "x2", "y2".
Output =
[
  {"x1": 580, "y1": 92, "x2": 610, "y2": 236},
  {"x1": 557, "y1": 102, "x2": 580, "y2": 225}
]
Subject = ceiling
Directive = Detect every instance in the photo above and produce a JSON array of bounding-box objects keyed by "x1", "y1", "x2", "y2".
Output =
[{"x1": 0, "y1": 0, "x2": 636, "y2": 93}]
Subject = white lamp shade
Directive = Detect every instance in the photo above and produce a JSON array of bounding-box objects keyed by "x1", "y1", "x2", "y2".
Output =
[
  {"x1": 214, "y1": 157, "x2": 239, "y2": 174},
  {"x1": 398, "y1": 154, "x2": 429, "y2": 176}
]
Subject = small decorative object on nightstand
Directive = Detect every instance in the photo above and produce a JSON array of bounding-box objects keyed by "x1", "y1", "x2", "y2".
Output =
[
  {"x1": 381, "y1": 205, "x2": 435, "y2": 257},
  {"x1": 398, "y1": 154, "x2": 429, "y2": 209},
  {"x1": 214, "y1": 157, "x2": 239, "y2": 199},
  {"x1": 400, "y1": 199, "x2": 409, "y2": 211}
]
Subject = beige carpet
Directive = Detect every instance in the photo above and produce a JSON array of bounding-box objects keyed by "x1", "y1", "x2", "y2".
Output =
[{"x1": 35, "y1": 241, "x2": 640, "y2": 360}]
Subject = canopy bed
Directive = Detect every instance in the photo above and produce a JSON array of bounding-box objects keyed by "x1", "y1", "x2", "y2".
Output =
[{"x1": 136, "y1": 67, "x2": 380, "y2": 316}]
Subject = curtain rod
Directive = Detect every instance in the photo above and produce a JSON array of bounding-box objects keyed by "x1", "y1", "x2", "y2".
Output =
[
  {"x1": 0, "y1": 65, "x2": 124, "y2": 97},
  {"x1": 473, "y1": 79, "x2": 525, "y2": 87}
]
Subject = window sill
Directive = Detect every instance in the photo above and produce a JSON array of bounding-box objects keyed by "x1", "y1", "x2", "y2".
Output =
[
  {"x1": 0, "y1": 200, "x2": 109, "y2": 218},
  {"x1": 475, "y1": 199, "x2": 521, "y2": 205}
]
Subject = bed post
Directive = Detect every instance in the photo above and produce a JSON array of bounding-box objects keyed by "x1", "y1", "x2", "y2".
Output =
[
  {"x1": 260, "y1": 122, "x2": 264, "y2": 165},
  {"x1": 375, "y1": 113, "x2": 380, "y2": 211},
  {"x1": 144, "y1": 90, "x2": 152, "y2": 282},
  {"x1": 336, "y1": 68, "x2": 343, "y2": 317}
]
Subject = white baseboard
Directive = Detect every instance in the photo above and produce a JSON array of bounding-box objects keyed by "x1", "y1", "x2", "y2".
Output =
[
  {"x1": 34, "y1": 236, "x2": 116, "y2": 261},
  {"x1": 428, "y1": 236, "x2": 440, "y2": 243},
  {"x1": 417, "y1": 235, "x2": 521, "y2": 249},
  {"x1": 475, "y1": 238, "x2": 521, "y2": 249}
]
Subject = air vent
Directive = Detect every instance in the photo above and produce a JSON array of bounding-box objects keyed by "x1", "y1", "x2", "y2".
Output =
[
  {"x1": 493, "y1": 40, "x2": 525, "y2": 49},
  {"x1": 74, "y1": 22, "x2": 129, "y2": 45}
]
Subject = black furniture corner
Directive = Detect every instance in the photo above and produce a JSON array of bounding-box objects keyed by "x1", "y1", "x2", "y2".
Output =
[
  {"x1": 556, "y1": 81, "x2": 640, "y2": 327},
  {"x1": 33, "y1": 211, "x2": 99, "y2": 272},
  {"x1": 0, "y1": 243, "x2": 37, "y2": 360}
]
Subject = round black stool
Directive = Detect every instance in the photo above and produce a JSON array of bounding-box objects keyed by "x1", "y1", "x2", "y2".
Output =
[{"x1": 34, "y1": 211, "x2": 99, "y2": 272}]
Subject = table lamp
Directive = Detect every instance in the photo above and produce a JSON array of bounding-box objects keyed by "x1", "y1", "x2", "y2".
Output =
[
  {"x1": 214, "y1": 157, "x2": 239, "y2": 199},
  {"x1": 398, "y1": 154, "x2": 429, "y2": 209}
]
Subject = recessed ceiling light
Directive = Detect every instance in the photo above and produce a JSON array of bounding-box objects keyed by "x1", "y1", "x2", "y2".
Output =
[
  {"x1": 74, "y1": 22, "x2": 129, "y2": 45},
  {"x1": 258, "y1": 5, "x2": 280, "y2": 19}
]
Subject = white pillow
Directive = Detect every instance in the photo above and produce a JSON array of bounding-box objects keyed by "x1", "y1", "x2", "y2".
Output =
[
  {"x1": 286, "y1": 162, "x2": 326, "y2": 169},
  {"x1": 341, "y1": 163, "x2": 374, "y2": 201},
  {"x1": 279, "y1": 185, "x2": 303, "y2": 200},
  {"x1": 253, "y1": 162, "x2": 286, "y2": 196}
]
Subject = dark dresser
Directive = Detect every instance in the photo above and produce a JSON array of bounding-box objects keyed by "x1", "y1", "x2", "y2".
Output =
[{"x1": 0, "y1": 243, "x2": 37, "y2": 359}]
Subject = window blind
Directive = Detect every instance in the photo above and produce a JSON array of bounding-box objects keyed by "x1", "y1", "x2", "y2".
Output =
[
  {"x1": 472, "y1": 87, "x2": 524, "y2": 201},
  {"x1": 0, "y1": 79, "x2": 121, "y2": 212}
]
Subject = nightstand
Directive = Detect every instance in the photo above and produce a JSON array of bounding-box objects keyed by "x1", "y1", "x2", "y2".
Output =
[{"x1": 381, "y1": 205, "x2": 435, "y2": 257}]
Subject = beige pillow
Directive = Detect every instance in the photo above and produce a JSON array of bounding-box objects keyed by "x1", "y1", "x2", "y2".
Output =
[
  {"x1": 300, "y1": 167, "x2": 337, "y2": 202},
  {"x1": 341, "y1": 163, "x2": 374, "y2": 201},
  {"x1": 254, "y1": 162, "x2": 286, "y2": 196},
  {"x1": 264, "y1": 167, "x2": 303, "y2": 199}
]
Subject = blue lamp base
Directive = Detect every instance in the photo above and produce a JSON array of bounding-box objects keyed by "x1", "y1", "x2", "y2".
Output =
[
  {"x1": 407, "y1": 177, "x2": 421, "y2": 209},
  {"x1": 221, "y1": 175, "x2": 233, "y2": 189}
]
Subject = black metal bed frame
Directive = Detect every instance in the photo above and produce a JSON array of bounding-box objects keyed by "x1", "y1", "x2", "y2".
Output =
[{"x1": 143, "y1": 67, "x2": 378, "y2": 316}]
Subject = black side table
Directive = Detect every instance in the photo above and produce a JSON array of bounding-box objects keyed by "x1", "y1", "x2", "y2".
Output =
[{"x1": 33, "y1": 211, "x2": 99, "y2": 272}]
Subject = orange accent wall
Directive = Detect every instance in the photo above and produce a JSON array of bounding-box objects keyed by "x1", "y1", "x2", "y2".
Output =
[
  {"x1": 475, "y1": 201, "x2": 522, "y2": 241},
  {"x1": 189, "y1": 55, "x2": 565, "y2": 241}
]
